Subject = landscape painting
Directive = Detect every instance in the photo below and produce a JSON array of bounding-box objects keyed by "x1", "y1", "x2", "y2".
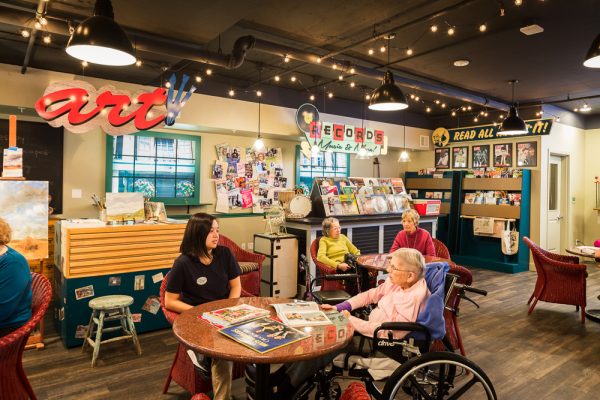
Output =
[
  {"x1": 106, "y1": 192, "x2": 145, "y2": 222},
  {"x1": 0, "y1": 180, "x2": 48, "y2": 259}
]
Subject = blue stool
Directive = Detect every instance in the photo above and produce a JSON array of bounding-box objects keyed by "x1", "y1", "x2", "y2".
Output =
[{"x1": 82, "y1": 295, "x2": 142, "y2": 367}]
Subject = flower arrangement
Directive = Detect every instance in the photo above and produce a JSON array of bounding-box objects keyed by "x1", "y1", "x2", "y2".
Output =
[
  {"x1": 176, "y1": 180, "x2": 195, "y2": 197},
  {"x1": 134, "y1": 178, "x2": 156, "y2": 198}
]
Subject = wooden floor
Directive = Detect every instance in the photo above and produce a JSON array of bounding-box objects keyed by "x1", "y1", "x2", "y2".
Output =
[{"x1": 22, "y1": 263, "x2": 600, "y2": 399}]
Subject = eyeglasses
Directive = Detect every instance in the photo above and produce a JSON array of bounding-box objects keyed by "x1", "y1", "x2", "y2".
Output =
[{"x1": 388, "y1": 266, "x2": 414, "y2": 274}]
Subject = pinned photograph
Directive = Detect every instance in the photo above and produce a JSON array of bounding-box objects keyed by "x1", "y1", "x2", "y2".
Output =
[
  {"x1": 152, "y1": 271, "x2": 164, "y2": 284},
  {"x1": 134, "y1": 275, "x2": 145, "y2": 291},
  {"x1": 75, "y1": 285, "x2": 95, "y2": 300},
  {"x1": 131, "y1": 313, "x2": 142, "y2": 323},
  {"x1": 108, "y1": 276, "x2": 121, "y2": 286},
  {"x1": 434, "y1": 148, "x2": 450, "y2": 169},
  {"x1": 75, "y1": 324, "x2": 89, "y2": 339},
  {"x1": 142, "y1": 295, "x2": 161, "y2": 314}
]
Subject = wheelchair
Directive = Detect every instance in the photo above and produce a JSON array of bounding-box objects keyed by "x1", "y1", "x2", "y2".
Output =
[{"x1": 293, "y1": 260, "x2": 496, "y2": 400}]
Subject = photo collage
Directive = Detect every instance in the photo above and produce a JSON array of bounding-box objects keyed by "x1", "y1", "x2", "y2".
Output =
[
  {"x1": 213, "y1": 144, "x2": 287, "y2": 213},
  {"x1": 316, "y1": 177, "x2": 411, "y2": 216}
]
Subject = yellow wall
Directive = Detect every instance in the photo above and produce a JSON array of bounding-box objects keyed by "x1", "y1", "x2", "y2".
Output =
[{"x1": 584, "y1": 128, "x2": 600, "y2": 244}]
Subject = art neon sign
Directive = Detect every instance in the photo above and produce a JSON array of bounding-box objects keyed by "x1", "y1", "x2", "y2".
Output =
[{"x1": 35, "y1": 74, "x2": 195, "y2": 135}]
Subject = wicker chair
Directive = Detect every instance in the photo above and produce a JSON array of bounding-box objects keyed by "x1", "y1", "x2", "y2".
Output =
[
  {"x1": 339, "y1": 382, "x2": 371, "y2": 400},
  {"x1": 0, "y1": 273, "x2": 52, "y2": 400},
  {"x1": 218, "y1": 235, "x2": 265, "y2": 297},
  {"x1": 523, "y1": 237, "x2": 587, "y2": 323},
  {"x1": 310, "y1": 237, "x2": 345, "y2": 291},
  {"x1": 432, "y1": 238, "x2": 451, "y2": 259}
]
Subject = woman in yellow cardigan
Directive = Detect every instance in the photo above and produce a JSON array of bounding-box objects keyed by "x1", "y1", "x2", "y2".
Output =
[{"x1": 317, "y1": 217, "x2": 360, "y2": 272}]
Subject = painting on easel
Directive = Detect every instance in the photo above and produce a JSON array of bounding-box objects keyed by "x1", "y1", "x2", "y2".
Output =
[{"x1": 0, "y1": 180, "x2": 48, "y2": 259}]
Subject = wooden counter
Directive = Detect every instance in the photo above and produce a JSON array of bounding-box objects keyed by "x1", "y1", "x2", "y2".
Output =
[{"x1": 58, "y1": 221, "x2": 186, "y2": 278}]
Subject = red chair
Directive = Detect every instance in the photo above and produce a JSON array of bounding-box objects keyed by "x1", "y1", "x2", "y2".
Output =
[
  {"x1": 433, "y1": 237, "x2": 451, "y2": 259},
  {"x1": 310, "y1": 237, "x2": 344, "y2": 291},
  {"x1": 190, "y1": 395, "x2": 211, "y2": 400},
  {"x1": 523, "y1": 237, "x2": 587, "y2": 323},
  {"x1": 340, "y1": 382, "x2": 371, "y2": 400},
  {"x1": 218, "y1": 234, "x2": 265, "y2": 297},
  {"x1": 0, "y1": 273, "x2": 52, "y2": 400}
]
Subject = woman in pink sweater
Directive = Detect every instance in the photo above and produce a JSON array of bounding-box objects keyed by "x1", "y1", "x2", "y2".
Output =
[{"x1": 389, "y1": 209, "x2": 435, "y2": 257}]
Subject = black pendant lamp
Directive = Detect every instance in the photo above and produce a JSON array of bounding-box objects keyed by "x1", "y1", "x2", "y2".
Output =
[
  {"x1": 66, "y1": 0, "x2": 136, "y2": 66},
  {"x1": 368, "y1": 35, "x2": 408, "y2": 111},
  {"x1": 499, "y1": 80, "x2": 528, "y2": 136},
  {"x1": 583, "y1": 33, "x2": 600, "y2": 68}
]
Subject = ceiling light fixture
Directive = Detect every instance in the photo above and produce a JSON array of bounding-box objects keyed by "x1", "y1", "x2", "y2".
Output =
[
  {"x1": 398, "y1": 124, "x2": 411, "y2": 162},
  {"x1": 368, "y1": 34, "x2": 408, "y2": 111},
  {"x1": 499, "y1": 80, "x2": 528, "y2": 135},
  {"x1": 580, "y1": 103, "x2": 592, "y2": 112},
  {"x1": 453, "y1": 59, "x2": 470, "y2": 67},
  {"x1": 66, "y1": 0, "x2": 136, "y2": 66},
  {"x1": 583, "y1": 33, "x2": 600, "y2": 68}
]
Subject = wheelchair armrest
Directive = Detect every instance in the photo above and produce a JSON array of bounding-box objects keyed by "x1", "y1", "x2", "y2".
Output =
[
  {"x1": 373, "y1": 322, "x2": 431, "y2": 348},
  {"x1": 323, "y1": 273, "x2": 359, "y2": 281}
]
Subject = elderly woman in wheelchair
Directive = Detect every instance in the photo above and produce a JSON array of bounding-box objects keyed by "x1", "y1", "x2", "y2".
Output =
[{"x1": 247, "y1": 248, "x2": 496, "y2": 400}]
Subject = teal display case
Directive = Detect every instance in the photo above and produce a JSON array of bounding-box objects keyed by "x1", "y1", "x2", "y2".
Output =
[{"x1": 53, "y1": 266, "x2": 171, "y2": 348}]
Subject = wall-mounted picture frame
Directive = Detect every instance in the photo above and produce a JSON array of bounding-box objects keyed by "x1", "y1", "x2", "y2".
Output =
[
  {"x1": 434, "y1": 148, "x2": 450, "y2": 169},
  {"x1": 493, "y1": 143, "x2": 513, "y2": 167},
  {"x1": 452, "y1": 146, "x2": 468, "y2": 169},
  {"x1": 472, "y1": 144, "x2": 490, "y2": 168},
  {"x1": 516, "y1": 141, "x2": 537, "y2": 167}
]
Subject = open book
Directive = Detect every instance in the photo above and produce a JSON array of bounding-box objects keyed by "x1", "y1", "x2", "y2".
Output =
[
  {"x1": 219, "y1": 317, "x2": 310, "y2": 353},
  {"x1": 271, "y1": 301, "x2": 333, "y2": 327},
  {"x1": 202, "y1": 304, "x2": 270, "y2": 327}
]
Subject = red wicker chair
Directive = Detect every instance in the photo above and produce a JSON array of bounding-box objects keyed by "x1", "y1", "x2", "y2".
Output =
[
  {"x1": 190, "y1": 395, "x2": 211, "y2": 400},
  {"x1": 339, "y1": 382, "x2": 371, "y2": 400},
  {"x1": 310, "y1": 237, "x2": 344, "y2": 291},
  {"x1": 523, "y1": 237, "x2": 587, "y2": 323},
  {"x1": 0, "y1": 273, "x2": 52, "y2": 400},
  {"x1": 218, "y1": 235, "x2": 265, "y2": 297},
  {"x1": 432, "y1": 238, "x2": 451, "y2": 259}
]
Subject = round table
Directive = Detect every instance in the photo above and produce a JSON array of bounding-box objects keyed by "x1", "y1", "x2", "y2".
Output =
[{"x1": 173, "y1": 297, "x2": 354, "y2": 398}]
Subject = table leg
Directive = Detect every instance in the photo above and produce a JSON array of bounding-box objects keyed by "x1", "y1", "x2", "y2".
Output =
[{"x1": 254, "y1": 363, "x2": 270, "y2": 399}]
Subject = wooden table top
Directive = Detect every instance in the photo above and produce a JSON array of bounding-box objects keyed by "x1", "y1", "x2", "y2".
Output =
[
  {"x1": 357, "y1": 253, "x2": 454, "y2": 271},
  {"x1": 566, "y1": 246, "x2": 600, "y2": 259},
  {"x1": 173, "y1": 297, "x2": 354, "y2": 364}
]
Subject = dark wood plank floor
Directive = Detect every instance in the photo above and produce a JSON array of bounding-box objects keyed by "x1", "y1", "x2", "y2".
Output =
[{"x1": 23, "y1": 263, "x2": 600, "y2": 399}]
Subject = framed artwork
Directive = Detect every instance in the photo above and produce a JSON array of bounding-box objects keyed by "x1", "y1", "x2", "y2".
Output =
[
  {"x1": 493, "y1": 143, "x2": 513, "y2": 167},
  {"x1": 516, "y1": 141, "x2": 537, "y2": 167},
  {"x1": 452, "y1": 146, "x2": 468, "y2": 169},
  {"x1": 434, "y1": 148, "x2": 450, "y2": 169},
  {"x1": 472, "y1": 144, "x2": 490, "y2": 168}
]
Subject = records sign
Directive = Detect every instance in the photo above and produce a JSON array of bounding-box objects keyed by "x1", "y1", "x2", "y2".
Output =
[
  {"x1": 305, "y1": 121, "x2": 385, "y2": 155},
  {"x1": 432, "y1": 119, "x2": 553, "y2": 147}
]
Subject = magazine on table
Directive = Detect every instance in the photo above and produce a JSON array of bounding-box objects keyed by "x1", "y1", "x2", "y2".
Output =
[
  {"x1": 219, "y1": 317, "x2": 310, "y2": 353},
  {"x1": 201, "y1": 303, "x2": 270, "y2": 327},
  {"x1": 271, "y1": 301, "x2": 333, "y2": 327},
  {"x1": 575, "y1": 246, "x2": 599, "y2": 256}
]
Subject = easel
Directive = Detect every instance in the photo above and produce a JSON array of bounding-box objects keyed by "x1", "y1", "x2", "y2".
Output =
[{"x1": 1, "y1": 115, "x2": 45, "y2": 349}]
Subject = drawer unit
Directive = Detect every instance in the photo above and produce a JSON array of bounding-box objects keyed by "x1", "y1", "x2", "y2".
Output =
[{"x1": 254, "y1": 234, "x2": 298, "y2": 298}]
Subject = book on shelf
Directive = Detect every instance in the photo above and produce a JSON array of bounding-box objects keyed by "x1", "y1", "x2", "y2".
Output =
[
  {"x1": 322, "y1": 194, "x2": 343, "y2": 216},
  {"x1": 390, "y1": 178, "x2": 405, "y2": 194},
  {"x1": 348, "y1": 177, "x2": 365, "y2": 187},
  {"x1": 271, "y1": 301, "x2": 333, "y2": 327},
  {"x1": 341, "y1": 186, "x2": 357, "y2": 195},
  {"x1": 408, "y1": 189, "x2": 419, "y2": 199},
  {"x1": 364, "y1": 177, "x2": 379, "y2": 186},
  {"x1": 339, "y1": 194, "x2": 360, "y2": 215},
  {"x1": 394, "y1": 194, "x2": 411, "y2": 212},
  {"x1": 371, "y1": 195, "x2": 389, "y2": 213},
  {"x1": 443, "y1": 192, "x2": 452, "y2": 200},
  {"x1": 357, "y1": 185, "x2": 374, "y2": 195},
  {"x1": 356, "y1": 195, "x2": 375, "y2": 214},
  {"x1": 386, "y1": 194, "x2": 398, "y2": 213},
  {"x1": 372, "y1": 185, "x2": 390, "y2": 195},
  {"x1": 219, "y1": 317, "x2": 310, "y2": 353},
  {"x1": 508, "y1": 193, "x2": 521, "y2": 206},
  {"x1": 433, "y1": 192, "x2": 443, "y2": 199},
  {"x1": 464, "y1": 193, "x2": 476, "y2": 204},
  {"x1": 201, "y1": 303, "x2": 270, "y2": 327}
]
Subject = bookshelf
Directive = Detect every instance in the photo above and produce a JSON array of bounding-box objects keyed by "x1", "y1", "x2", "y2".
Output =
[{"x1": 452, "y1": 169, "x2": 531, "y2": 273}]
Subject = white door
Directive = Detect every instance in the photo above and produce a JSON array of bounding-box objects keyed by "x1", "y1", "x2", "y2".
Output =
[{"x1": 546, "y1": 155, "x2": 564, "y2": 252}]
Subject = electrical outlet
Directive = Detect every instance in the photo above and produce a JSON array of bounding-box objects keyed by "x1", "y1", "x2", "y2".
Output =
[
  {"x1": 248, "y1": 242, "x2": 254, "y2": 250},
  {"x1": 241, "y1": 243, "x2": 246, "y2": 250}
]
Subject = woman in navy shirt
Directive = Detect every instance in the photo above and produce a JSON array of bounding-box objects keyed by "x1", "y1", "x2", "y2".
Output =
[{"x1": 165, "y1": 213, "x2": 241, "y2": 399}]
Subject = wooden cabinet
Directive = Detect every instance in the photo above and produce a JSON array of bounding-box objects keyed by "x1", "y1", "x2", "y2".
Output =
[{"x1": 254, "y1": 234, "x2": 298, "y2": 298}]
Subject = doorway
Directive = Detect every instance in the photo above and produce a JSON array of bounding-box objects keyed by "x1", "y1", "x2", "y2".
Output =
[{"x1": 546, "y1": 154, "x2": 569, "y2": 253}]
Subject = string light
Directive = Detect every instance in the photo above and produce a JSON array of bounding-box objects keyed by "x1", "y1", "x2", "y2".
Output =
[
  {"x1": 328, "y1": 92, "x2": 334, "y2": 98},
  {"x1": 365, "y1": 94, "x2": 371, "y2": 100},
  {"x1": 195, "y1": 75, "x2": 202, "y2": 83},
  {"x1": 81, "y1": 61, "x2": 88, "y2": 67},
  {"x1": 467, "y1": 105, "x2": 472, "y2": 110},
  {"x1": 350, "y1": 82, "x2": 355, "y2": 88},
  {"x1": 38, "y1": 16, "x2": 48, "y2": 26},
  {"x1": 290, "y1": 75, "x2": 297, "y2": 82},
  {"x1": 135, "y1": 59, "x2": 142, "y2": 67},
  {"x1": 256, "y1": 90, "x2": 262, "y2": 97},
  {"x1": 410, "y1": 94, "x2": 415, "y2": 99},
  {"x1": 274, "y1": 75, "x2": 280, "y2": 82},
  {"x1": 515, "y1": 0, "x2": 523, "y2": 5},
  {"x1": 479, "y1": 23, "x2": 487, "y2": 32},
  {"x1": 435, "y1": 99, "x2": 440, "y2": 104},
  {"x1": 165, "y1": 81, "x2": 171, "y2": 88},
  {"x1": 309, "y1": 94, "x2": 315, "y2": 101},
  {"x1": 316, "y1": 57, "x2": 322, "y2": 63},
  {"x1": 42, "y1": 34, "x2": 51, "y2": 44},
  {"x1": 474, "y1": 117, "x2": 479, "y2": 122},
  {"x1": 332, "y1": 64, "x2": 338, "y2": 70},
  {"x1": 406, "y1": 48, "x2": 413, "y2": 56},
  {"x1": 461, "y1": 106, "x2": 467, "y2": 111},
  {"x1": 34, "y1": 21, "x2": 42, "y2": 30},
  {"x1": 441, "y1": 103, "x2": 446, "y2": 108},
  {"x1": 338, "y1": 74, "x2": 344, "y2": 80},
  {"x1": 20, "y1": 29, "x2": 30, "y2": 38},
  {"x1": 430, "y1": 25, "x2": 438, "y2": 33},
  {"x1": 414, "y1": 96, "x2": 420, "y2": 101},
  {"x1": 447, "y1": 26, "x2": 455, "y2": 36},
  {"x1": 368, "y1": 48, "x2": 374, "y2": 55},
  {"x1": 206, "y1": 68, "x2": 212, "y2": 75},
  {"x1": 380, "y1": 45, "x2": 386, "y2": 53},
  {"x1": 452, "y1": 111, "x2": 457, "y2": 116},
  {"x1": 228, "y1": 89, "x2": 235, "y2": 97},
  {"x1": 283, "y1": 55, "x2": 290, "y2": 63},
  {"x1": 349, "y1": 67, "x2": 355, "y2": 74},
  {"x1": 426, "y1": 106, "x2": 431, "y2": 113}
]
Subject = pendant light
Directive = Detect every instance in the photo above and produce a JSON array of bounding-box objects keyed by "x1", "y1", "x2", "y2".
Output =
[
  {"x1": 499, "y1": 80, "x2": 528, "y2": 136},
  {"x1": 356, "y1": 96, "x2": 370, "y2": 159},
  {"x1": 583, "y1": 33, "x2": 600, "y2": 68},
  {"x1": 398, "y1": 124, "x2": 411, "y2": 162},
  {"x1": 368, "y1": 34, "x2": 408, "y2": 111},
  {"x1": 253, "y1": 69, "x2": 266, "y2": 152},
  {"x1": 66, "y1": 0, "x2": 136, "y2": 66}
]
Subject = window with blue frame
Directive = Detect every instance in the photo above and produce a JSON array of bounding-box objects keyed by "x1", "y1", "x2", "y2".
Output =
[
  {"x1": 105, "y1": 131, "x2": 201, "y2": 205},
  {"x1": 295, "y1": 145, "x2": 350, "y2": 193}
]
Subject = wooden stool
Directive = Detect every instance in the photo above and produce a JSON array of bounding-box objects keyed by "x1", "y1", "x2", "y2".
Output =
[{"x1": 82, "y1": 295, "x2": 142, "y2": 367}]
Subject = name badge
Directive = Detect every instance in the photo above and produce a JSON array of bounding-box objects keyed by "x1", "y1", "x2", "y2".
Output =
[{"x1": 196, "y1": 277, "x2": 207, "y2": 285}]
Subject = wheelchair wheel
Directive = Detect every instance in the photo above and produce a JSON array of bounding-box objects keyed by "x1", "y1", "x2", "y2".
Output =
[{"x1": 381, "y1": 352, "x2": 497, "y2": 400}]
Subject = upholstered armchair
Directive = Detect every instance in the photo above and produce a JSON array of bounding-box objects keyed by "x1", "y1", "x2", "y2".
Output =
[
  {"x1": 310, "y1": 237, "x2": 345, "y2": 291},
  {"x1": 523, "y1": 237, "x2": 587, "y2": 323},
  {"x1": 218, "y1": 234, "x2": 265, "y2": 297},
  {"x1": 0, "y1": 273, "x2": 52, "y2": 400},
  {"x1": 433, "y1": 238, "x2": 451, "y2": 259}
]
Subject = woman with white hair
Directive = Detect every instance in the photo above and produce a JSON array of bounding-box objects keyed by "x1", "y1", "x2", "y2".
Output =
[
  {"x1": 317, "y1": 217, "x2": 360, "y2": 272},
  {"x1": 390, "y1": 209, "x2": 435, "y2": 257}
]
